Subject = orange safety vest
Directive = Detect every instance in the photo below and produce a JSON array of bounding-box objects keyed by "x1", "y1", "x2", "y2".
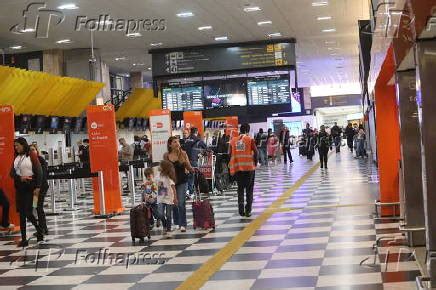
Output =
[{"x1": 229, "y1": 134, "x2": 255, "y2": 175}]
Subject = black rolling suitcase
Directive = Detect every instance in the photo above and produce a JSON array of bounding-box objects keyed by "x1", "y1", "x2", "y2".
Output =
[{"x1": 130, "y1": 204, "x2": 151, "y2": 243}]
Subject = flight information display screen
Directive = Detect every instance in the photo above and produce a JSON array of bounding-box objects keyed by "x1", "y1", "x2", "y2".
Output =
[
  {"x1": 203, "y1": 78, "x2": 247, "y2": 109},
  {"x1": 162, "y1": 84, "x2": 204, "y2": 111},
  {"x1": 247, "y1": 76, "x2": 291, "y2": 106}
]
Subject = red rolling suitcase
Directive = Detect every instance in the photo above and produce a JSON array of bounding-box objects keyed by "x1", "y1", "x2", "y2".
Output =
[
  {"x1": 130, "y1": 203, "x2": 151, "y2": 243},
  {"x1": 192, "y1": 171, "x2": 215, "y2": 230}
]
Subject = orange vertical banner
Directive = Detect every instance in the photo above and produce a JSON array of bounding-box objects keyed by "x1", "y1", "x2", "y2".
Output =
[
  {"x1": 183, "y1": 111, "x2": 204, "y2": 136},
  {"x1": 0, "y1": 105, "x2": 19, "y2": 227},
  {"x1": 225, "y1": 116, "x2": 239, "y2": 138},
  {"x1": 87, "y1": 105, "x2": 123, "y2": 215},
  {"x1": 375, "y1": 85, "x2": 401, "y2": 216}
]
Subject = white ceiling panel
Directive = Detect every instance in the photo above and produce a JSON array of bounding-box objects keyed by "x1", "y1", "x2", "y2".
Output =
[{"x1": 0, "y1": 0, "x2": 370, "y2": 90}]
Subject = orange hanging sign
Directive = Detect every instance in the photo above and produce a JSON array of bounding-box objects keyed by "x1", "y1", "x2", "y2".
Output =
[
  {"x1": 225, "y1": 116, "x2": 239, "y2": 138},
  {"x1": 183, "y1": 111, "x2": 204, "y2": 136},
  {"x1": 0, "y1": 105, "x2": 19, "y2": 227},
  {"x1": 87, "y1": 105, "x2": 123, "y2": 215}
]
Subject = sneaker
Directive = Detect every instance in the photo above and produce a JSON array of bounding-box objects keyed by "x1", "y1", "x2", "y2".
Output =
[
  {"x1": 180, "y1": 226, "x2": 186, "y2": 232},
  {"x1": 36, "y1": 233, "x2": 44, "y2": 243},
  {"x1": 245, "y1": 212, "x2": 252, "y2": 217},
  {"x1": 18, "y1": 240, "x2": 29, "y2": 248}
]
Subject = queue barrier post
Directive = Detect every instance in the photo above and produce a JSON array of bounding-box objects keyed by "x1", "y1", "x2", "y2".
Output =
[
  {"x1": 46, "y1": 179, "x2": 60, "y2": 216},
  {"x1": 94, "y1": 170, "x2": 115, "y2": 219},
  {"x1": 64, "y1": 170, "x2": 77, "y2": 211},
  {"x1": 128, "y1": 165, "x2": 136, "y2": 207}
]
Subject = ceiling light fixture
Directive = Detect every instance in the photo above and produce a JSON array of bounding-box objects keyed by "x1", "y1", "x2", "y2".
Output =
[
  {"x1": 317, "y1": 16, "x2": 332, "y2": 20},
  {"x1": 150, "y1": 42, "x2": 163, "y2": 47},
  {"x1": 10, "y1": 45, "x2": 23, "y2": 50},
  {"x1": 312, "y1": 1, "x2": 328, "y2": 7},
  {"x1": 57, "y1": 3, "x2": 79, "y2": 10},
  {"x1": 56, "y1": 39, "x2": 72, "y2": 44},
  {"x1": 267, "y1": 32, "x2": 282, "y2": 38},
  {"x1": 322, "y1": 28, "x2": 336, "y2": 32},
  {"x1": 215, "y1": 36, "x2": 228, "y2": 41},
  {"x1": 177, "y1": 12, "x2": 194, "y2": 18},
  {"x1": 126, "y1": 32, "x2": 142, "y2": 37},
  {"x1": 115, "y1": 57, "x2": 126, "y2": 61},
  {"x1": 148, "y1": 67, "x2": 152, "y2": 70},
  {"x1": 257, "y1": 20, "x2": 272, "y2": 26},
  {"x1": 21, "y1": 28, "x2": 35, "y2": 32},
  {"x1": 325, "y1": 40, "x2": 337, "y2": 44},
  {"x1": 243, "y1": 6, "x2": 261, "y2": 12},
  {"x1": 198, "y1": 26, "x2": 213, "y2": 31}
]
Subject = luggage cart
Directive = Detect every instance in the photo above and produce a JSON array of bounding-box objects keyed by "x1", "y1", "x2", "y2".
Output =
[{"x1": 198, "y1": 150, "x2": 216, "y2": 195}]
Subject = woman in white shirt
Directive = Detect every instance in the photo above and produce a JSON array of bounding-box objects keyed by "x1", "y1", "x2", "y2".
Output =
[{"x1": 10, "y1": 137, "x2": 44, "y2": 247}]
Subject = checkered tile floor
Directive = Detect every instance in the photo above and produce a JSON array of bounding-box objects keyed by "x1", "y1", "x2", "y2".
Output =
[{"x1": 0, "y1": 150, "x2": 423, "y2": 289}]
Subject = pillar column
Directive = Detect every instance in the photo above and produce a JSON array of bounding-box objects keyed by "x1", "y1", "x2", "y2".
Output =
[
  {"x1": 42, "y1": 49, "x2": 64, "y2": 76},
  {"x1": 396, "y1": 70, "x2": 425, "y2": 245},
  {"x1": 416, "y1": 40, "x2": 436, "y2": 287},
  {"x1": 374, "y1": 84, "x2": 401, "y2": 216},
  {"x1": 64, "y1": 48, "x2": 108, "y2": 105},
  {"x1": 130, "y1": 71, "x2": 144, "y2": 89}
]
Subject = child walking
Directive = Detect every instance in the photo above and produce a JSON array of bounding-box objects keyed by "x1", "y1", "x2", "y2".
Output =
[
  {"x1": 157, "y1": 160, "x2": 178, "y2": 237},
  {"x1": 142, "y1": 168, "x2": 160, "y2": 228}
]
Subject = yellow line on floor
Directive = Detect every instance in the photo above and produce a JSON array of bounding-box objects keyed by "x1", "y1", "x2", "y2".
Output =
[
  {"x1": 268, "y1": 202, "x2": 374, "y2": 213},
  {"x1": 176, "y1": 161, "x2": 321, "y2": 290}
]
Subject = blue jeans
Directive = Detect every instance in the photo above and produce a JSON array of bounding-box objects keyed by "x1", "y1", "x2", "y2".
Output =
[
  {"x1": 258, "y1": 147, "x2": 267, "y2": 165},
  {"x1": 187, "y1": 173, "x2": 194, "y2": 195},
  {"x1": 158, "y1": 203, "x2": 172, "y2": 231},
  {"x1": 357, "y1": 139, "x2": 367, "y2": 157},
  {"x1": 172, "y1": 183, "x2": 187, "y2": 227}
]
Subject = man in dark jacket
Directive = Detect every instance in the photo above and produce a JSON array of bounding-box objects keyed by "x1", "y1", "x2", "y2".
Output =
[
  {"x1": 344, "y1": 123, "x2": 355, "y2": 153},
  {"x1": 331, "y1": 122, "x2": 342, "y2": 153},
  {"x1": 316, "y1": 125, "x2": 332, "y2": 169},
  {"x1": 255, "y1": 128, "x2": 268, "y2": 166},
  {"x1": 184, "y1": 127, "x2": 207, "y2": 167},
  {"x1": 184, "y1": 127, "x2": 207, "y2": 196},
  {"x1": 279, "y1": 127, "x2": 293, "y2": 163}
]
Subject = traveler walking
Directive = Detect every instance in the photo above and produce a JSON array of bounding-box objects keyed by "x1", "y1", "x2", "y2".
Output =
[
  {"x1": 280, "y1": 126, "x2": 293, "y2": 164},
  {"x1": 331, "y1": 122, "x2": 342, "y2": 153},
  {"x1": 344, "y1": 123, "x2": 355, "y2": 153},
  {"x1": 29, "y1": 144, "x2": 49, "y2": 235},
  {"x1": 164, "y1": 136, "x2": 194, "y2": 232},
  {"x1": 255, "y1": 128, "x2": 268, "y2": 166},
  {"x1": 316, "y1": 125, "x2": 332, "y2": 169},
  {"x1": 266, "y1": 128, "x2": 279, "y2": 165},
  {"x1": 229, "y1": 124, "x2": 258, "y2": 217},
  {"x1": 10, "y1": 137, "x2": 44, "y2": 247},
  {"x1": 356, "y1": 124, "x2": 368, "y2": 158}
]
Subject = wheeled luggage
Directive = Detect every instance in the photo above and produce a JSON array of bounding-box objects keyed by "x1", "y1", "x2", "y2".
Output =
[
  {"x1": 191, "y1": 171, "x2": 215, "y2": 230},
  {"x1": 130, "y1": 203, "x2": 151, "y2": 243}
]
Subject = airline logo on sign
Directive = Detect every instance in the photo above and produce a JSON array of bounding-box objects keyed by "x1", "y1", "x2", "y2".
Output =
[
  {"x1": 90, "y1": 122, "x2": 98, "y2": 129},
  {"x1": 153, "y1": 122, "x2": 163, "y2": 129},
  {"x1": 102, "y1": 105, "x2": 113, "y2": 111},
  {"x1": 0, "y1": 106, "x2": 12, "y2": 113}
]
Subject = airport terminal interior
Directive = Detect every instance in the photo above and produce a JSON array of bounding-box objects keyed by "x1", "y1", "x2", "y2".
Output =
[{"x1": 0, "y1": 0, "x2": 435, "y2": 289}]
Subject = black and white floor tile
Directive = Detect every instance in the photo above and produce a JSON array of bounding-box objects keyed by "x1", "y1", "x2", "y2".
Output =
[{"x1": 0, "y1": 150, "x2": 424, "y2": 289}]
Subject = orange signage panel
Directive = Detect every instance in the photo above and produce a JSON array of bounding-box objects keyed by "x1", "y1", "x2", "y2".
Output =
[
  {"x1": 87, "y1": 105, "x2": 123, "y2": 215},
  {"x1": 0, "y1": 105, "x2": 19, "y2": 227},
  {"x1": 225, "y1": 116, "x2": 239, "y2": 138},
  {"x1": 183, "y1": 111, "x2": 204, "y2": 136}
]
